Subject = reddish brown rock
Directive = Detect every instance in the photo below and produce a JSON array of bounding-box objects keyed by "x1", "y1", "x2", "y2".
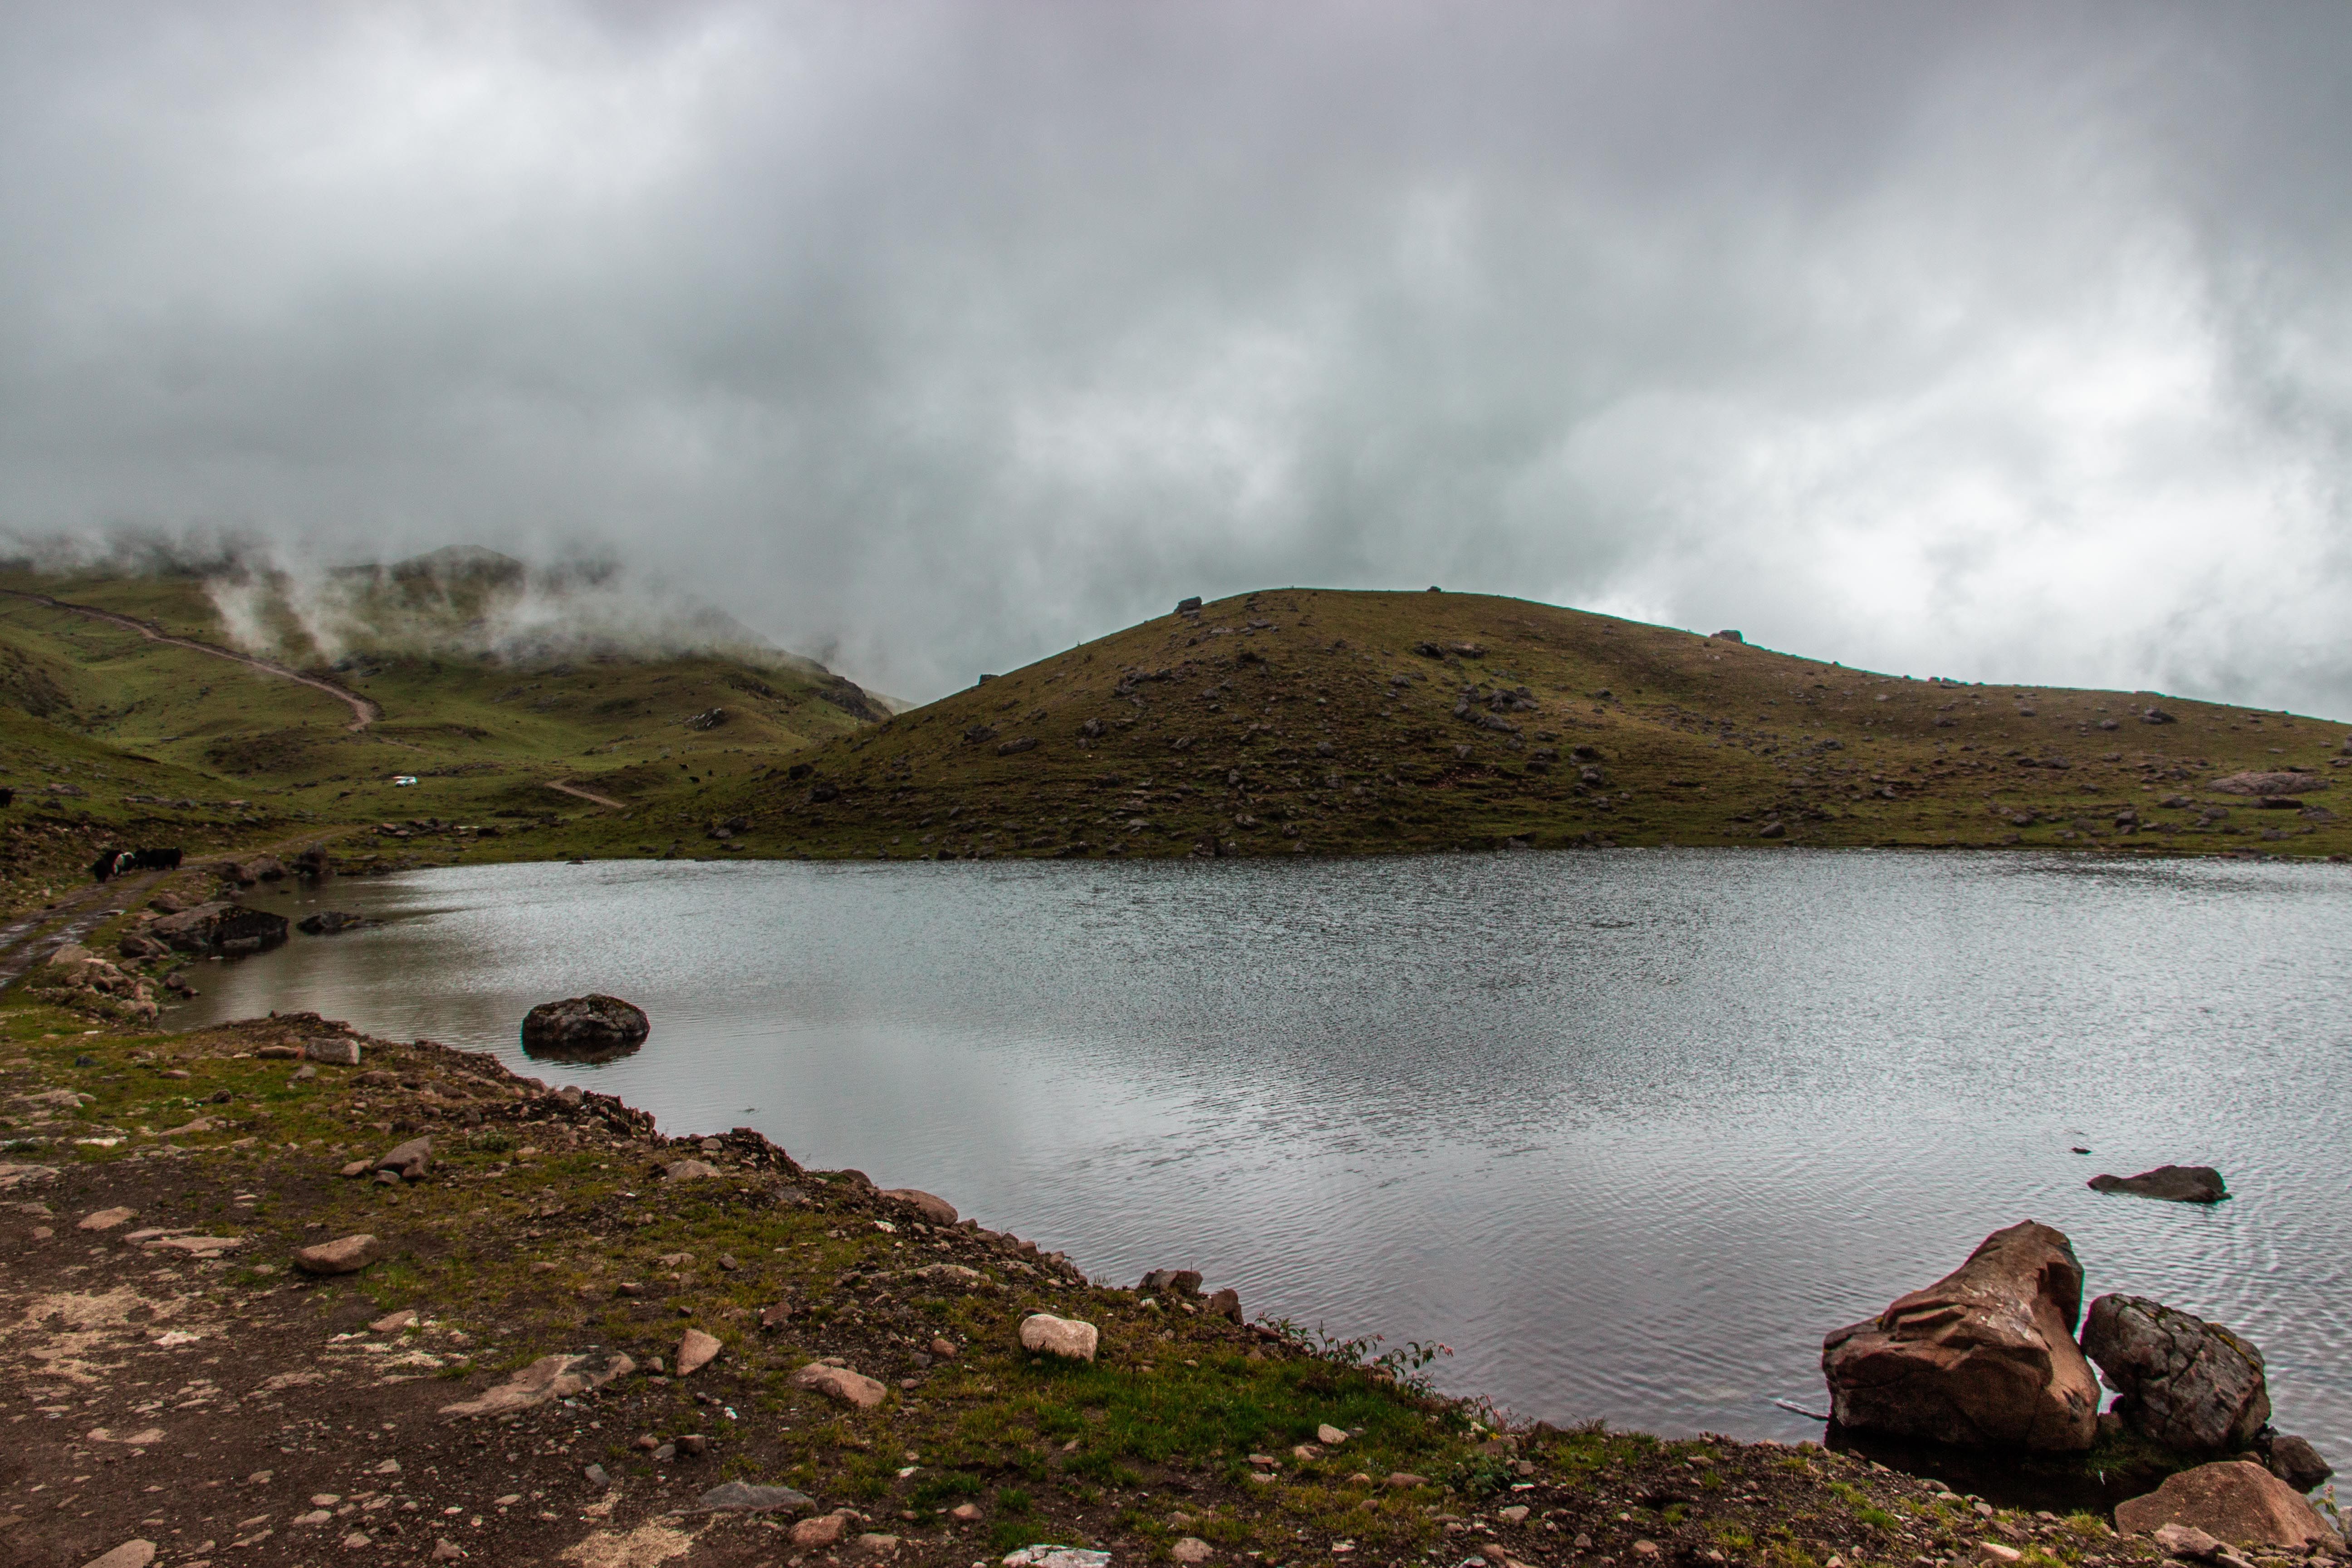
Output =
[
  {"x1": 2114, "y1": 1460, "x2": 2342, "y2": 1548},
  {"x1": 291, "y1": 1233, "x2": 384, "y2": 1275},
  {"x1": 789, "y1": 1361, "x2": 886, "y2": 1409},
  {"x1": 1821, "y1": 1220, "x2": 2099, "y2": 1450}
]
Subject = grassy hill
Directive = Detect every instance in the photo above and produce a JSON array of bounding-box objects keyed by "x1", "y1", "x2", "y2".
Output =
[
  {"x1": 0, "y1": 558, "x2": 887, "y2": 906},
  {"x1": 693, "y1": 588, "x2": 2352, "y2": 862}
]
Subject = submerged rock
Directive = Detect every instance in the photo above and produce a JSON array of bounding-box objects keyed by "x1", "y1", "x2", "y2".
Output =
[
  {"x1": 2113, "y1": 1460, "x2": 2342, "y2": 1548},
  {"x1": 150, "y1": 902, "x2": 289, "y2": 956},
  {"x1": 520, "y1": 994, "x2": 650, "y2": 1061},
  {"x1": 296, "y1": 910, "x2": 378, "y2": 936},
  {"x1": 2088, "y1": 1165, "x2": 2229, "y2": 1204},
  {"x1": 2081, "y1": 1294, "x2": 2269, "y2": 1452},
  {"x1": 1821, "y1": 1220, "x2": 2099, "y2": 1450}
]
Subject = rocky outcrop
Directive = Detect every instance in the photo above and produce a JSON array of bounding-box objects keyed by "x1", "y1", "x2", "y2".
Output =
[
  {"x1": 1821, "y1": 1220, "x2": 2100, "y2": 1450},
  {"x1": 2088, "y1": 1165, "x2": 2228, "y2": 1203},
  {"x1": 2114, "y1": 1460, "x2": 2342, "y2": 1548},
  {"x1": 439, "y1": 1352, "x2": 635, "y2": 1418},
  {"x1": 148, "y1": 902, "x2": 290, "y2": 956},
  {"x1": 520, "y1": 994, "x2": 650, "y2": 1060},
  {"x1": 2206, "y1": 771, "x2": 2325, "y2": 797},
  {"x1": 2081, "y1": 1294, "x2": 2269, "y2": 1452}
]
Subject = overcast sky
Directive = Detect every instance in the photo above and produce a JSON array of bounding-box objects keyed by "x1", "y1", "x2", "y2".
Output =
[{"x1": 3, "y1": 2, "x2": 2348, "y2": 709}]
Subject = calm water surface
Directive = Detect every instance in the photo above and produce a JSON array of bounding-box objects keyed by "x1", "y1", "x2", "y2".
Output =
[{"x1": 182, "y1": 851, "x2": 2352, "y2": 1456}]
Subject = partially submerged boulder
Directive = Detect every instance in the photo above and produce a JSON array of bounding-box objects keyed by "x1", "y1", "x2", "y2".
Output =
[
  {"x1": 2256, "y1": 1431, "x2": 2333, "y2": 1493},
  {"x1": 296, "y1": 910, "x2": 378, "y2": 936},
  {"x1": 148, "y1": 902, "x2": 290, "y2": 956},
  {"x1": 1821, "y1": 1220, "x2": 2100, "y2": 1450},
  {"x1": 2081, "y1": 1294, "x2": 2269, "y2": 1452},
  {"x1": 2088, "y1": 1165, "x2": 2228, "y2": 1204},
  {"x1": 520, "y1": 994, "x2": 650, "y2": 1061},
  {"x1": 2114, "y1": 1460, "x2": 2341, "y2": 1548}
]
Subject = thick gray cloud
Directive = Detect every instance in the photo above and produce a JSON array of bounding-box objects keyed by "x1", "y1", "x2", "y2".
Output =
[{"x1": 2, "y1": 1, "x2": 2349, "y2": 708}]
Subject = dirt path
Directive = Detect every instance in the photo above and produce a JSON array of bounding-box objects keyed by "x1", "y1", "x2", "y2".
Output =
[
  {"x1": 0, "y1": 588, "x2": 382, "y2": 732},
  {"x1": 544, "y1": 779, "x2": 627, "y2": 810}
]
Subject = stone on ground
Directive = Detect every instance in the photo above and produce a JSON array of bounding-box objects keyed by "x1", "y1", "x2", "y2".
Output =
[
  {"x1": 374, "y1": 1136, "x2": 433, "y2": 1181},
  {"x1": 370, "y1": 1308, "x2": 419, "y2": 1333},
  {"x1": 2081, "y1": 1294, "x2": 2269, "y2": 1451},
  {"x1": 790, "y1": 1511, "x2": 855, "y2": 1546},
  {"x1": 1019, "y1": 1312, "x2": 1099, "y2": 1362},
  {"x1": 291, "y1": 1233, "x2": 383, "y2": 1275},
  {"x1": 2114, "y1": 1460, "x2": 2341, "y2": 1548},
  {"x1": 664, "y1": 1159, "x2": 720, "y2": 1181},
  {"x1": 676, "y1": 1328, "x2": 721, "y2": 1375},
  {"x1": 2152, "y1": 1523, "x2": 2227, "y2": 1559},
  {"x1": 1317, "y1": 1423, "x2": 1348, "y2": 1445},
  {"x1": 78, "y1": 1205, "x2": 135, "y2": 1230},
  {"x1": 688, "y1": 1480, "x2": 814, "y2": 1514},
  {"x1": 1171, "y1": 1539, "x2": 1215, "y2": 1563},
  {"x1": 81, "y1": 1543, "x2": 156, "y2": 1568},
  {"x1": 1001, "y1": 1549, "x2": 1113, "y2": 1568},
  {"x1": 789, "y1": 1361, "x2": 887, "y2": 1408},
  {"x1": 1820, "y1": 1220, "x2": 2099, "y2": 1450}
]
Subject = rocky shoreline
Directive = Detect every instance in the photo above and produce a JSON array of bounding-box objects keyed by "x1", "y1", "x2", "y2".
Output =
[{"x1": 0, "y1": 1002, "x2": 2345, "y2": 1568}]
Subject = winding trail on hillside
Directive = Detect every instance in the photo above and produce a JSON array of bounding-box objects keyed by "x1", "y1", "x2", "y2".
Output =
[
  {"x1": 0, "y1": 588, "x2": 382, "y2": 731},
  {"x1": 544, "y1": 779, "x2": 627, "y2": 810}
]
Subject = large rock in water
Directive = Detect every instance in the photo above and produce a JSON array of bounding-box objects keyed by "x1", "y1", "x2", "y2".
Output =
[
  {"x1": 520, "y1": 994, "x2": 650, "y2": 1060},
  {"x1": 147, "y1": 902, "x2": 290, "y2": 955},
  {"x1": 2087, "y1": 1164, "x2": 2229, "y2": 1204},
  {"x1": 2114, "y1": 1460, "x2": 2342, "y2": 1548},
  {"x1": 2081, "y1": 1294, "x2": 2270, "y2": 1452},
  {"x1": 1821, "y1": 1220, "x2": 2100, "y2": 1450}
]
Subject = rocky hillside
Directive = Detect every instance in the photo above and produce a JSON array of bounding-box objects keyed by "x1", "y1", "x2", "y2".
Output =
[{"x1": 710, "y1": 588, "x2": 2352, "y2": 860}]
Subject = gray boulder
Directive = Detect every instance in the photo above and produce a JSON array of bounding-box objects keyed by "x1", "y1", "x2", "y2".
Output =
[
  {"x1": 148, "y1": 902, "x2": 290, "y2": 956},
  {"x1": 374, "y1": 1137, "x2": 432, "y2": 1181},
  {"x1": 2082, "y1": 1294, "x2": 2270, "y2": 1453},
  {"x1": 521, "y1": 994, "x2": 650, "y2": 1060}
]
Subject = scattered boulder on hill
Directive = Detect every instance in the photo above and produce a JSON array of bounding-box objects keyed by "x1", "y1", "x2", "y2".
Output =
[
  {"x1": 373, "y1": 1136, "x2": 433, "y2": 1183},
  {"x1": 2141, "y1": 706, "x2": 2178, "y2": 724},
  {"x1": 1821, "y1": 1220, "x2": 2100, "y2": 1450},
  {"x1": 148, "y1": 902, "x2": 290, "y2": 956},
  {"x1": 2114, "y1": 1460, "x2": 2342, "y2": 1549},
  {"x1": 2089, "y1": 1164, "x2": 2229, "y2": 1204},
  {"x1": 1020, "y1": 1313, "x2": 1099, "y2": 1362},
  {"x1": 1713, "y1": 629, "x2": 1744, "y2": 643},
  {"x1": 2082, "y1": 1294, "x2": 2270, "y2": 1452},
  {"x1": 2207, "y1": 771, "x2": 2325, "y2": 797},
  {"x1": 296, "y1": 911, "x2": 378, "y2": 936},
  {"x1": 1140, "y1": 1268, "x2": 1203, "y2": 1297},
  {"x1": 520, "y1": 994, "x2": 650, "y2": 1060}
]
